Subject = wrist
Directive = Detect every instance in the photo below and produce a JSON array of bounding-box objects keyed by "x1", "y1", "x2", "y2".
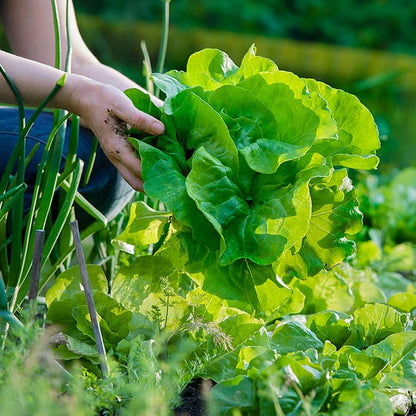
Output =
[{"x1": 53, "y1": 72, "x2": 101, "y2": 117}]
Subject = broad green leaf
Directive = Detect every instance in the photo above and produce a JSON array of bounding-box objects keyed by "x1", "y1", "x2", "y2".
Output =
[
  {"x1": 124, "y1": 87, "x2": 161, "y2": 120},
  {"x1": 336, "y1": 345, "x2": 387, "y2": 380},
  {"x1": 45, "y1": 265, "x2": 108, "y2": 306},
  {"x1": 185, "y1": 144, "x2": 313, "y2": 266},
  {"x1": 186, "y1": 146, "x2": 249, "y2": 236},
  {"x1": 113, "y1": 201, "x2": 171, "y2": 254},
  {"x1": 259, "y1": 351, "x2": 329, "y2": 415},
  {"x1": 277, "y1": 169, "x2": 363, "y2": 278},
  {"x1": 112, "y1": 255, "x2": 175, "y2": 312},
  {"x1": 184, "y1": 244, "x2": 273, "y2": 310},
  {"x1": 306, "y1": 311, "x2": 351, "y2": 348},
  {"x1": 209, "y1": 375, "x2": 255, "y2": 414},
  {"x1": 184, "y1": 48, "x2": 239, "y2": 90},
  {"x1": 208, "y1": 84, "x2": 317, "y2": 173},
  {"x1": 276, "y1": 351, "x2": 326, "y2": 392},
  {"x1": 156, "y1": 133, "x2": 189, "y2": 174},
  {"x1": 347, "y1": 303, "x2": 407, "y2": 348},
  {"x1": 351, "y1": 281, "x2": 387, "y2": 309},
  {"x1": 53, "y1": 336, "x2": 100, "y2": 363},
  {"x1": 171, "y1": 91, "x2": 239, "y2": 172},
  {"x1": 304, "y1": 78, "x2": 380, "y2": 169},
  {"x1": 235, "y1": 346, "x2": 276, "y2": 375},
  {"x1": 72, "y1": 293, "x2": 132, "y2": 348},
  {"x1": 46, "y1": 265, "x2": 108, "y2": 324},
  {"x1": 219, "y1": 312, "x2": 264, "y2": 349},
  {"x1": 366, "y1": 331, "x2": 416, "y2": 389},
  {"x1": 291, "y1": 268, "x2": 354, "y2": 314},
  {"x1": 270, "y1": 321, "x2": 324, "y2": 354},
  {"x1": 234, "y1": 44, "x2": 278, "y2": 80},
  {"x1": 254, "y1": 279, "x2": 305, "y2": 321},
  {"x1": 213, "y1": 179, "x2": 312, "y2": 266},
  {"x1": 329, "y1": 372, "x2": 393, "y2": 415},
  {"x1": 388, "y1": 292, "x2": 416, "y2": 312},
  {"x1": 133, "y1": 140, "x2": 219, "y2": 248},
  {"x1": 238, "y1": 71, "x2": 338, "y2": 142},
  {"x1": 367, "y1": 330, "x2": 416, "y2": 365},
  {"x1": 139, "y1": 291, "x2": 191, "y2": 332},
  {"x1": 150, "y1": 72, "x2": 188, "y2": 98}
]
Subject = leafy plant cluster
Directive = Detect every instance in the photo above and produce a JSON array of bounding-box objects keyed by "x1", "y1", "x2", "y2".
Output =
[
  {"x1": 43, "y1": 212, "x2": 416, "y2": 415},
  {"x1": 357, "y1": 167, "x2": 416, "y2": 245},
  {"x1": 123, "y1": 45, "x2": 379, "y2": 308},
  {"x1": 37, "y1": 48, "x2": 416, "y2": 415},
  {"x1": 74, "y1": 0, "x2": 416, "y2": 55}
]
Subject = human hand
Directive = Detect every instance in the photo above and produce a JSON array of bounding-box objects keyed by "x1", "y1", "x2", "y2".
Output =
[{"x1": 69, "y1": 78, "x2": 164, "y2": 192}]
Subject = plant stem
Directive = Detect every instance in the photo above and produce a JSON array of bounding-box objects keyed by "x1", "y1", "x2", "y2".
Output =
[
  {"x1": 70, "y1": 220, "x2": 109, "y2": 378},
  {"x1": 28, "y1": 230, "x2": 45, "y2": 303},
  {"x1": 155, "y1": 0, "x2": 171, "y2": 97},
  {"x1": 140, "y1": 40, "x2": 154, "y2": 95}
]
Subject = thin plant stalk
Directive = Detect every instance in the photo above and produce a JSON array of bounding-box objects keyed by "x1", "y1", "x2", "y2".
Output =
[
  {"x1": 155, "y1": 0, "x2": 171, "y2": 97},
  {"x1": 70, "y1": 220, "x2": 109, "y2": 378},
  {"x1": 28, "y1": 230, "x2": 45, "y2": 302},
  {"x1": 38, "y1": 220, "x2": 106, "y2": 294},
  {"x1": 50, "y1": 0, "x2": 62, "y2": 70},
  {"x1": 140, "y1": 40, "x2": 154, "y2": 95},
  {"x1": 6, "y1": 76, "x2": 65, "y2": 310},
  {"x1": 64, "y1": 0, "x2": 72, "y2": 72},
  {"x1": 9, "y1": 106, "x2": 69, "y2": 312}
]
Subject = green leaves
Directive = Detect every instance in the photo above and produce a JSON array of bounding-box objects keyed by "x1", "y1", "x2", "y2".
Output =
[{"x1": 131, "y1": 46, "x2": 381, "y2": 301}]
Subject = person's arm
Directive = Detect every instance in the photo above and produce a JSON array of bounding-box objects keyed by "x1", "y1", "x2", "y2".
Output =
[
  {"x1": 0, "y1": 0, "x2": 161, "y2": 103},
  {"x1": 0, "y1": 50, "x2": 164, "y2": 192},
  {"x1": 0, "y1": 0, "x2": 165, "y2": 192}
]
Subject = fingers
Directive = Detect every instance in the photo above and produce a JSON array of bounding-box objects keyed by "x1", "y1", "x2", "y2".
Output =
[
  {"x1": 113, "y1": 97, "x2": 165, "y2": 137},
  {"x1": 115, "y1": 162, "x2": 144, "y2": 193},
  {"x1": 86, "y1": 86, "x2": 165, "y2": 193},
  {"x1": 100, "y1": 133, "x2": 144, "y2": 192}
]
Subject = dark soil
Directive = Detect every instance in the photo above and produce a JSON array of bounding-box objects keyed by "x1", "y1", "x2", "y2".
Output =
[
  {"x1": 402, "y1": 403, "x2": 416, "y2": 416},
  {"x1": 174, "y1": 378, "x2": 214, "y2": 416}
]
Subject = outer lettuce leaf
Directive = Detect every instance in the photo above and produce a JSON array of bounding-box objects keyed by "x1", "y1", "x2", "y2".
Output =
[
  {"x1": 346, "y1": 303, "x2": 407, "y2": 348},
  {"x1": 276, "y1": 169, "x2": 363, "y2": 279},
  {"x1": 366, "y1": 331, "x2": 416, "y2": 389},
  {"x1": 304, "y1": 78, "x2": 380, "y2": 169},
  {"x1": 237, "y1": 72, "x2": 338, "y2": 142},
  {"x1": 112, "y1": 201, "x2": 171, "y2": 254},
  {"x1": 130, "y1": 139, "x2": 219, "y2": 249},
  {"x1": 270, "y1": 322, "x2": 324, "y2": 354},
  {"x1": 291, "y1": 266, "x2": 354, "y2": 314}
]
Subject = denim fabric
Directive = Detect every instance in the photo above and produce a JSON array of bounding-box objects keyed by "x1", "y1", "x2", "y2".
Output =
[{"x1": 0, "y1": 107, "x2": 134, "y2": 227}]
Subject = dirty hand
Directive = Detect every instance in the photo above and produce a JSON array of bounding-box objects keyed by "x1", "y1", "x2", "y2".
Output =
[{"x1": 69, "y1": 79, "x2": 164, "y2": 192}]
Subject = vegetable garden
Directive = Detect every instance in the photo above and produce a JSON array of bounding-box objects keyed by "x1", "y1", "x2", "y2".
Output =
[{"x1": 1, "y1": 3, "x2": 416, "y2": 416}]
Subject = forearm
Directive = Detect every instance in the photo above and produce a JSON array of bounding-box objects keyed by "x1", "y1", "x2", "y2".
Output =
[
  {"x1": 0, "y1": 49, "x2": 94, "y2": 115},
  {"x1": 72, "y1": 54, "x2": 162, "y2": 106}
]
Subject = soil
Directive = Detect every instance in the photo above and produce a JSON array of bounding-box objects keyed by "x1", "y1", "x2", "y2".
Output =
[
  {"x1": 174, "y1": 378, "x2": 214, "y2": 416},
  {"x1": 402, "y1": 404, "x2": 416, "y2": 416}
]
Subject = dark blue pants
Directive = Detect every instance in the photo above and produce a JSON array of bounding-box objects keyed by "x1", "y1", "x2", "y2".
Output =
[{"x1": 0, "y1": 107, "x2": 134, "y2": 227}]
